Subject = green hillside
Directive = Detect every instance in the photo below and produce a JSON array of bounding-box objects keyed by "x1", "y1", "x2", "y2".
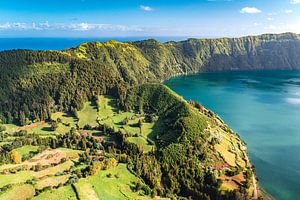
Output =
[{"x1": 0, "y1": 32, "x2": 295, "y2": 199}]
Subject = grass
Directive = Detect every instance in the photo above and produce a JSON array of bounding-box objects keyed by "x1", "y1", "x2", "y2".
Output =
[
  {"x1": 215, "y1": 142, "x2": 236, "y2": 167},
  {"x1": 124, "y1": 119, "x2": 157, "y2": 153},
  {"x1": 2, "y1": 124, "x2": 19, "y2": 134},
  {"x1": 97, "y1": 95, "x2": 157, "y2": 152},
  {"x1": 127, "y1": 137, "x2": 153, "y2": 152},
  {"x1": 2, "y1": 121, "x2": 72, "y2": 138},
  {"x1": 0, "y1": 161, "x2": 73, "y2": 188},
  {"x1": 0, "y1": 164, "x2": 21, "y2": 172},
  {"x1": 0, "y1": 184, "x2": 35, "y2": 200},
  {"x1": 30, "y1": 123, "x2": 56, "y2": 136},
  {"x1": 0, "y1": 171, "x2": 33, "y2": 188},
  {"x1": 97, "y1": 95, "x2": 116, "y2": 118},
  {"x1": 220, "y1": 181, "x2": 239, "y2": 192},
  {"x1": 32, "y1": 185, "x2": 77, "y2": 200},
  {"x1": 74, "y1": 181, "x2": 99, "y2": 200},
  {"x1": 12, "y1": 145, "x2": 39, "y2": 159},
  {"x1": 51, "y1": 112, "x2": 77, "y2": 134},
  {"x1": 57, "y1": 148, "x2": 82, "y2": 158},
  {"x1": 33, "y1": 160, "x2": 74, "y2": 179},
  {"x1": 51, "y1": 112, "x2": 76, "y2": 125},
  {"x1": 35, "y1": 175, "x2": 70, "y2": 190},
  {"x1": 77, "y1": 102, "x2": 98, "y2": 128},
  {"x1": 75, "y1": 164, "x2": 150, "y2": 200}
]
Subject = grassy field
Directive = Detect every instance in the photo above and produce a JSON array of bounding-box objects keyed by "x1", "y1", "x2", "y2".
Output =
[
  {"x1": 0, "y1": 161, "x2": 73, "y2": 188},
  {"x1": 97, "y1": 95, "x2": 157, "y2": 152},
  {"x1": 57, "y1": 148, "x2": 82, "y2": 158},
  {"x1": 0, "y1": 184, "x2": 35, "y2": 200},
  {"x1": 3, "y1": 121, "x2": 69, "y2": 137},
  {"x1": 0, "y1": 171, "x2": 33, "y2": 188},
  {"x1": 51, "y1": 112, "x2": 77, "y2": 125},
  {"x1": 33, "y1": 160, "x2": 74, "y2": 179},
  {"x1": 215, "y1": 142, "x2": 236, "y2": 167},
  {"x1": 127, "y1": 137, "x2": 153, "y2": 152},
  {"x1": 12, "y1": 145, "x2": 39, "y2": 159},
  {"x1": 0, "y1": 97, "x2": 160, "y2": 199},
  {"x1": 2, "y1": 124, "x2": 19, "y2": 134},
  {"x1": 35, "y1": 175, "x2": 70, "y2": 190},
  {"x1": 77, "y1": 101, "x2": 98, "y2": 128},
  {"x1": 75, "y1": 164, "x2": 150, "y2": 200},
  {"x1": 97, "y1": 95, "x2": 116, "y2": 118},
  {"x1": 32, "y1": 185, "x2": 77, "y2": 200}
]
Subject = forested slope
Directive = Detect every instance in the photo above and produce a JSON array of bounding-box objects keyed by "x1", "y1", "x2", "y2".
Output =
[{"x1": 1, "y1": 32, "x2": 300, "y2": 125}]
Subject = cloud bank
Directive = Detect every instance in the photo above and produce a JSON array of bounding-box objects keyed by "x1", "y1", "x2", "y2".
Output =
[{"x1": 0, "y1": 22, "x2": 147, "y2": 32}]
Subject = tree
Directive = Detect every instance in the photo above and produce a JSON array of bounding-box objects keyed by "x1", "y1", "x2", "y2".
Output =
[
  {"x1": 50, "y1": 121, "x2": 58, "y2": 131},
  {"x1": 11, "y1": 151, "x2": 21, "y2": 164},
  {"x1": 122, "y1": 117, "x2": 129, "y2": 125},
  {"x1": 0, "y1": 125, "x2": 6, "y2": 133},
  {"x1": 6, "y1": 112, "x2": 13, "y2": 124},
  {"x1": 19, "y1": 111, "x2": 26, "y2": 126},
  {"x1": 138, "y1": 119, "x2": 143, "y2": 134}
]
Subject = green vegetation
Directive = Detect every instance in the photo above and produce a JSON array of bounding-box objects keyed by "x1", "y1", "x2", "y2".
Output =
[
  {"x1": 0, "y1": 83, "x2": 257, "y2": 199},
  {"x1": 0, "y1": 184, "x2": 35, "y2": 200},
  {"x1": 0, "y1": 33, "x2": 283, "y2": 199},
  {"x1": 77, "y1": 101, "x2": 98, "y2": 128},
  {"x1": 0, "y1": 171, "x2": 33, "y2": 188},
  {"x1": 1, "y1": 33, "x2": 300, "y2": 125},
  {"x1": 75, "y1": 164, "x2": 150, "y2": 200},
  {"x1": 32, "y1": 185, "x2": 77, "y2": 200},
  {"x1": 11, "y1": 145, "x2": 39, "y2": 160}
]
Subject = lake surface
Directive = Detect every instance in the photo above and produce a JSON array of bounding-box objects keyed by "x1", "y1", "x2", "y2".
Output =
[{"x1": 165, "y1": 70, "x2": 300, "y2": 200}]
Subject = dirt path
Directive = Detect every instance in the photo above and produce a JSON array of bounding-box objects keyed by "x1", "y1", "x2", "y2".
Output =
[{"x1": 252, "y1": 174, "x2": 258, "y2": 200}]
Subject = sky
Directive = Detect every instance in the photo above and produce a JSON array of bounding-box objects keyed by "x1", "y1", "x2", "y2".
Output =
[{"x1": 0, "y1": 0, "x2": 299, "y2": 38}]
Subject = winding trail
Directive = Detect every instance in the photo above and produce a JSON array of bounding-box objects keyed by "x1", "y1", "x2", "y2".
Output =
[{"x1": 252, "y1": 174, "x2": 258, "y2": 200}]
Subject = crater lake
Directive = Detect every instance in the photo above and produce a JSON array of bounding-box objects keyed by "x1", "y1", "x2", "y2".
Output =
[{"x1": 165, "y1": 70, "x2": 300, "y2": 200}]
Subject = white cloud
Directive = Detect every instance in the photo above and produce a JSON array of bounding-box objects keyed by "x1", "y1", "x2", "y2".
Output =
[
  {"x1": 240, "y1": 7, "x2": 262, "y2": 14},
  {"x1": 0, "y1": 21, "x2": 151, "y2": 32},
  {"x1": 263, "y1": 22, "x2": 300, "y2": 33},
  {"x1": 140, "y1": 5, "x2": 153, "y2": 11},
  {"x1": 291, "y1": 0, "x2": 300, "y2": 4},
  {"x1": 267, "y1": 17, "x2": 274, "y2": 21},
  {"x1": 284, "y1": 9, "x2": 293, "y2": 14}
]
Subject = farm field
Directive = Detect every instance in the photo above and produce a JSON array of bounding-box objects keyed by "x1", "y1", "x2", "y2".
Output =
[
  {"x1": 0, "y1": 95, "x2": 159, "y2": 199},
  {"x1": 0, "y1": 92, "x2": 254, "y2": 199},
  {"x1": 75, "y1": 164, "x2": 151, "y2": 200}
]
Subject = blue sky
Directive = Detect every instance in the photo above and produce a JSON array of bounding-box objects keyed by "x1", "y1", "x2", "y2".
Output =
[{"x1": 0, "y1": 0, "x2": 299, "y2": 37}]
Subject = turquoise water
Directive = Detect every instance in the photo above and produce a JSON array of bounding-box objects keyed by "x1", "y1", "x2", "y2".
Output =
[{"x1": 165, "y1": 70, "x2": 300, "y2": 200}]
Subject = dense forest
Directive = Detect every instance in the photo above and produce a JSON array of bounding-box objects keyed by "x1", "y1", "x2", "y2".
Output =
[{"x1": 1, "y1": 33, "x2": 300, "y2": 124}]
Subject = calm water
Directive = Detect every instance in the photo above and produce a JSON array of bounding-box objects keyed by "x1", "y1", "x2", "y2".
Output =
[{"x1": 165, "y1": 71, "x2": 300, "y2": 200}]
